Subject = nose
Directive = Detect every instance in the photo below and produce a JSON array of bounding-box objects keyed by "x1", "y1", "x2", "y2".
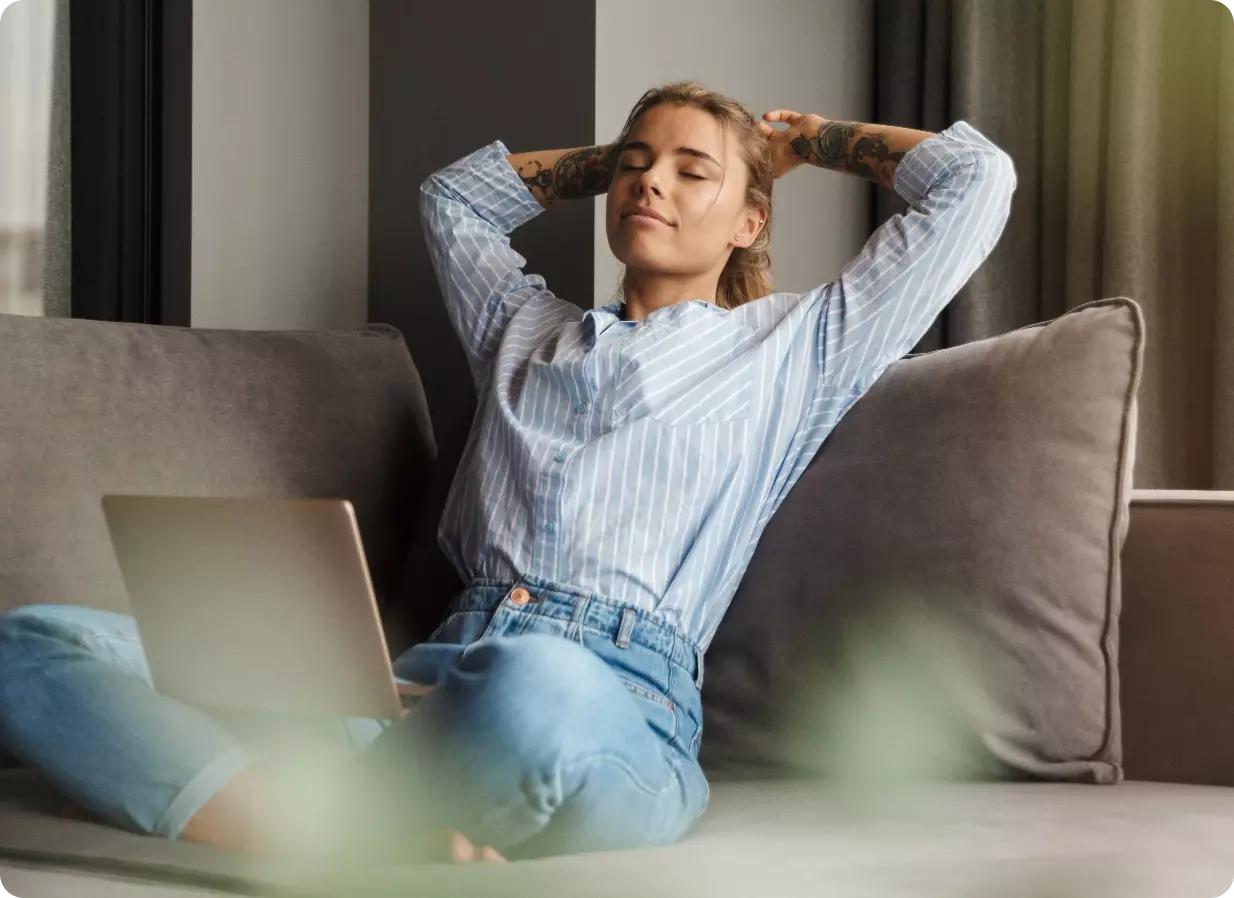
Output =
[{"x1": 635, "y1": 167, "x2": 663, "y2": 199}]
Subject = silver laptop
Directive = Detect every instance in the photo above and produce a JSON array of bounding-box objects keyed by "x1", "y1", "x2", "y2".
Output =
[{"x1": 101, "y1": 495, "x2": 407, "y2": 719}]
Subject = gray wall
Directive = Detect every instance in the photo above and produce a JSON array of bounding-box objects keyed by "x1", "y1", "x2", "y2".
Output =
[
  {"x1": 594, "y1": 0, "x2": 874, "y2": 304},
  {"x1": 192, "y1": 0, "x2": 370, "y2": 331}
]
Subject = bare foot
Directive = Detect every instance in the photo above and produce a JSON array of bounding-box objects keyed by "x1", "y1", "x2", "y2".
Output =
[
  {"x1": 179, "y1": 765, "x2": 310, "y2": 859},
  {"x1": 447, "y1": 830, "x2": 507, "y2": 864},
  {"x1": 177, "y1": 762, "x2": 507, "y2": 866}
]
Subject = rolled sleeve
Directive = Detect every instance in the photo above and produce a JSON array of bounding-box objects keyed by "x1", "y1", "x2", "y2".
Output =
[
  {"x1": 420, "y1": 141, "x2": 552, "y2": 390},
  {"x1": 425, "y1": 140, "x2": 545, "y2": 235}
]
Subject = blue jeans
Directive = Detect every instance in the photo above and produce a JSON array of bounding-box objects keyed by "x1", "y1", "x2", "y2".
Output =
[{"x1": 0, "y1": 576, "x2": 710, "y2": 860}]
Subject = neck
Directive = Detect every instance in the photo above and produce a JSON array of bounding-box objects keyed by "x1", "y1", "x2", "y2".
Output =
[{"x1": 622, "y1": 269, "x2": 721, "y2": 322}]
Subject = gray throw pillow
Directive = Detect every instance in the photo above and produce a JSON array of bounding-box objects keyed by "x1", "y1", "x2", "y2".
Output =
[
  {"x1": 700, "y1": 299, "x2": 1143, "y2": 785},
  {"x1": 0, "y1": 315, "x2": 435, "y2": 635}
]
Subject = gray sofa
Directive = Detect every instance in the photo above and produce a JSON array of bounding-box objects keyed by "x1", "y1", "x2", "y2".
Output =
[{"x1": 1, "y1": 308, "x2": 1233, "y2": 898}]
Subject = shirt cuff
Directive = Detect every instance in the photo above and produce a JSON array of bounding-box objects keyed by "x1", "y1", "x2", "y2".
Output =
[
  {"x1": 431, "y1": 140, "x2": 545, "y2": 234},
  {"x1": 893, "y1": 120, "x2": 1001, "y2": 206}
]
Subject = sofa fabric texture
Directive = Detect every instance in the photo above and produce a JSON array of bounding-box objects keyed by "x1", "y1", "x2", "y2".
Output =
[
  {"x1": 0, "y1": 315, "x2": 436, "y2": 624},
  {"x1": 3, "y1": 771, "x2": 1233, "y2": 898},
  {"x1": 1119, "y1": 496, "x2": 1234, "y2": 787}
]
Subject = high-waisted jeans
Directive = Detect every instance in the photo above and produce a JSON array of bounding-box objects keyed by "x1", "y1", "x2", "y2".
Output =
[{"x1": 0, "y1": 575, "x2": 710, "y2": 861}]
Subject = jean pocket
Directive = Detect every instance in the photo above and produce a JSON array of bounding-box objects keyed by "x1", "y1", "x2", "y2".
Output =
[
  {"x1": 427, "y1": 610, "x2": 494, "y2": 646},
  {"x1": 621, "y1": 678, "x2": 677, "y2": 742}
]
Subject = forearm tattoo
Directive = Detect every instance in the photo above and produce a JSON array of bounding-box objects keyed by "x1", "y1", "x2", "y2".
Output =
[
  {"x1": 519, "y1": 146, "x2": 614, "y2": 206},
  {"x1": 793, "y1": 121, "x2": 907, "y2": 190}
]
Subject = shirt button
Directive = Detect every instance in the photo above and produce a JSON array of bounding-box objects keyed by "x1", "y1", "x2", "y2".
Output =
[
  {"x1": 576, "y1": 403, "x2": 588, "y2": 414},
  {"x1": 545, "y1": 522, "x2": 555, "y2": 533},
  {"x1": 510, "y1": 587, "x2": 531, "y2": 606},
  {"x1": 554, "y1": 450, "x2": 567, "y2": 463}
]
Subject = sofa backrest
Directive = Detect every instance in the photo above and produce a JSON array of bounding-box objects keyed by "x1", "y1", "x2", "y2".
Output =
[
  {"x1": 1120, "y1": 490, "x2": 1234, "y2": 787},
  {"x1": 0, "y1": 314, "x2": 435, "y2": 652}
]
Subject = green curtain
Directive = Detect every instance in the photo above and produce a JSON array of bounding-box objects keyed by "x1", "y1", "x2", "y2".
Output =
[{"x1": 875, "y1": 0, "x2": 1234, "y2": 488}]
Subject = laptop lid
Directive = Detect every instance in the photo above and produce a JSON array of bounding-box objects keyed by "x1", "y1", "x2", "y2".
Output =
[{"x1": 101, "y1": 495, "x2": 403, "y2": 719}]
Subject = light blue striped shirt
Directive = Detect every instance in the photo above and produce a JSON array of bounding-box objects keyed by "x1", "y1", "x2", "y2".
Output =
[{"x1": 421, "y1": 120, "x2": 1016, "y2": 652}]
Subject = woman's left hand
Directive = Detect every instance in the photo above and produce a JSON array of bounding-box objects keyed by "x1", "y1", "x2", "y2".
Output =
[{"x1": 759, "y1": 110, "x2": 828, "y2": 180}]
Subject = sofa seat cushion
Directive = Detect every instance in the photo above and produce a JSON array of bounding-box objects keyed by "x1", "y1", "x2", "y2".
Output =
[{"x1": 2, "y1": 771, "x2": 1231, "y2": 898}]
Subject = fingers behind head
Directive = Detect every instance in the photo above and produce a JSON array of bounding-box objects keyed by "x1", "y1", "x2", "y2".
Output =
[{"x1": 762, "y1": 110, "x2": 802, "y2": 125}]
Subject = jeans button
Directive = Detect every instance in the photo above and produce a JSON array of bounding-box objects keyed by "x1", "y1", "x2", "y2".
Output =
[{"x1": 510, "y1": 588, "x2": 531, "y2": 606}]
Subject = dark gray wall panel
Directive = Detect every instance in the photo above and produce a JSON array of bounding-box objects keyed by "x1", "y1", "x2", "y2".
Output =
[{"x1": 370, "y1": 0, "x2": 596, "y2": 642}]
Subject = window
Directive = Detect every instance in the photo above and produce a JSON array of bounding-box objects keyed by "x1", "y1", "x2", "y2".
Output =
[{"x1": 0, "y1": 0, "x2": 58, "y2": 318}]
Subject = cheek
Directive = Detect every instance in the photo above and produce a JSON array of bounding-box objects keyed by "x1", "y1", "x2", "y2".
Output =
[
  {"x1": 679, "y1": 186, "x2": 736, "y2": 233},
  {"x1": 679, "y1": 203, "x2": 738, "y2": 252},
  {"x1": 604, "y1": 189, "x2": 619, "y2": 226},
  {"x1": 604, "y1": 191, "x2": 628, "y2": 247}
]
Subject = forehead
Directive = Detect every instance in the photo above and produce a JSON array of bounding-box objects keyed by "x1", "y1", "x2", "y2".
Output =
[{"x1": 627, "y1": 104, "x2": 738, "y2": 164}]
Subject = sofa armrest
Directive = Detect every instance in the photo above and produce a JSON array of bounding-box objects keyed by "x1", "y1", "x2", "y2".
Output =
[{"x1": 1120, "y1": 489, "x2": 1234, "y2": 786}]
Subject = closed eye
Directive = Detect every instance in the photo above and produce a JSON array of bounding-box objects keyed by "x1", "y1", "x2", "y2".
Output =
[{"x1": 618, "y1": 162, "x2": 706, "y2": 180}]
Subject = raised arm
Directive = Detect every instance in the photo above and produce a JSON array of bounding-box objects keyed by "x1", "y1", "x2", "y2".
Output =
[
  {"x1": 764, "y1": 115, "x2": 1017, "y2": 391},
  {"x1": 749, "y1": 117, "x2": 1017, "y2": 543},
  {"x1": 506, "y1": 146, "x2": 614, "y2": 208},
  {"x1": 421, "y1": 142, "x2": 616, "y2": 391},
  {"x1": 761, "y1": 111, "x2": 936, "y2": 189}
]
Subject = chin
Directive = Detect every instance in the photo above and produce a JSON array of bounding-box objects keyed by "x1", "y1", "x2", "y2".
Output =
[{"x1": 609, "y1": 237, "x2": 676, "y2": 275}]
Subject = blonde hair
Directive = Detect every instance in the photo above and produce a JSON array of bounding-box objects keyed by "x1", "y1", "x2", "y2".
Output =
[{"x1": 604, "y1": 82, "x2": 774, "y2": 310}]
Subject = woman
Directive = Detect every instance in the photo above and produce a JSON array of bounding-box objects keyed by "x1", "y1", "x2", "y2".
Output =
[{"x1": 0, "y1": 83, "x2": 1015, "y2": 864}]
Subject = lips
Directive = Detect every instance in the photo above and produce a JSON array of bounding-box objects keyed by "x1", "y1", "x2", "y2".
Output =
[{"x1": 622, "y1": 207, "x2": 674, "y2": 227}]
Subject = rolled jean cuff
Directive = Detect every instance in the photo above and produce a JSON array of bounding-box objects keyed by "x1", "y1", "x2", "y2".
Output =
[{"x1": 155, "y1": 746, "x2": 255, "y2": 841}]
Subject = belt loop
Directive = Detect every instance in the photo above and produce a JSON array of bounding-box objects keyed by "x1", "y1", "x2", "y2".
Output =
[
  {"x1": 565, "y1": 595, "x2": 589, "y2": 643},
  {"x1": 694, "y1": 647, "x2": 705, "y2": 689},
  {"x1": 615, "y1": 609, "x2": 636, "y2": 649}
]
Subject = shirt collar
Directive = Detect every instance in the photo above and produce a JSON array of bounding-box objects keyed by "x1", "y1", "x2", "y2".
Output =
[
  {"x1": 583, "y1": 298, "x2": 726, "y2": 345},
  {"x1": 582, "y1": 300, "x2": 629, "y2": 345}
]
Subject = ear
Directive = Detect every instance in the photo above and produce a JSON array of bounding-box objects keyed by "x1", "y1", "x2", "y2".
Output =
[{"x1": 732, "y1": 206, "x2": 767, "y2": 249}]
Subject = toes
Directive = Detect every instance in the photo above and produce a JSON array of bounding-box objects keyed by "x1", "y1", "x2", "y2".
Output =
[
  {"x1": 449, "y1": 830, "x2": 476, "y2": 863},
  {"x1": 447, "y1": 830, "x2": 508, "y2": 864}
]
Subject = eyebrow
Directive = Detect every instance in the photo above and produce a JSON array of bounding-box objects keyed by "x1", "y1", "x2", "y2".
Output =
[{"x1": 620, "y1": 141, "x2": 723, "y2": 168}]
